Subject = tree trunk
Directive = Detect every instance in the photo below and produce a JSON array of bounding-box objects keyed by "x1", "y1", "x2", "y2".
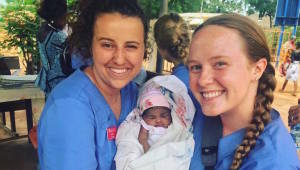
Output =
[
  {"x1": 269, "y1": 15, "x2": 272, "y2": 28},
  {"x1": 159, "y1": 0, "x2": 168, "y2": 16}
]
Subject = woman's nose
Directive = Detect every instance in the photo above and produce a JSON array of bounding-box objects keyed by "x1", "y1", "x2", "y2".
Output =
[
  {"x1": 197, "y1": 67, "x2": 214, "y2": 87},
  {"x1": 113, "y1": 48, "x2": 125, "y2": 65}
]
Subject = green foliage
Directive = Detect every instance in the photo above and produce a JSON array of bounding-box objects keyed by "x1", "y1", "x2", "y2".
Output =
[
  {"x1": 0, "y1": 0, "x2": 40, "y2": 74},
  {"x1": 168, "y1": 0, "x2": 201, "y2": 13},
  {"x1": 139, "y1": 0, "x2": 244, "y2": 19},
  {"x1": 138, "y1": 0, "x2": 202, "y2": 19},
  {"x1": 203, "y1": 0, "x2": 243, "y2": 13},
  {"x1": 138, "y1": 0, "x2": 161, "y2": 19},
  {"x1": 246, "y1": 0, "x2": 277, "y2": 27},
  {"x1": 67, "y1": 0, "x2": 77, "y2": 11}
]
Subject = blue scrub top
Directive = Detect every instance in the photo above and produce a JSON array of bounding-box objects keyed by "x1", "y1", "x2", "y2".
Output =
[
  {"x1": 189, "y1": 108, "x2": 205, "y2": 170},
  {"x1": 191, "y1": 109, "x2": 300, "y2": 170},
  {"x1": 38, "y1": 69, "x2": 138, "y2": 170},
  {"x1": 172, "y1": 64, "x2": 190, "y2": 87}
]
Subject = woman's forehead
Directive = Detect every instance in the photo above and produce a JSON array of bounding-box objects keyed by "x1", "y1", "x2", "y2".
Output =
[{"x1": 93, "y1": 13, "x2": 144, "y2": 41}]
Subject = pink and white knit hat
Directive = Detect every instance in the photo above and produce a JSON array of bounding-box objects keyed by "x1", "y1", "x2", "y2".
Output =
[{"x1": 138, "y1": 86, "x2": 171, "y2": 114}]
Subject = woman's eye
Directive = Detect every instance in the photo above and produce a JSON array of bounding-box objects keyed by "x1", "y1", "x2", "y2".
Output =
[
  {"x1": 101, "y1": 42, "x2": 113, "y2": 49},
  {"x1": 215, "y1": 61, "x2": 227, "y2": 69},
  {"x1": 189, "y1": 65, "x2": 202, "y2": 72},
  {"x1": 126, "y1": 44, "x2": 138, "y2": 49}
]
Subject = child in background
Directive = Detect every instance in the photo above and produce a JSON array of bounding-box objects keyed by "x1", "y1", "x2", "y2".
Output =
[
  {"x1": 115, "y1": 75, "x2": 195, "y2": 170},
  {"x1": 281, "y1": 42, "x2": 300, "y2": 96}
]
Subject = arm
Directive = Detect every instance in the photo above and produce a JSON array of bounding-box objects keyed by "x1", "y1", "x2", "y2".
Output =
[
  {"x1": 138, "y1": 126, "x2": 150, "y2": 153},
  {"x1": 38, "y1": 98, "x2": 97, "y2": 169}
]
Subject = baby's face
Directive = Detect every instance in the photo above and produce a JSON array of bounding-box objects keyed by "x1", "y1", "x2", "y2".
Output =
[{"x1": 142, "y1": 106, "x2": 172, "y2": 128}]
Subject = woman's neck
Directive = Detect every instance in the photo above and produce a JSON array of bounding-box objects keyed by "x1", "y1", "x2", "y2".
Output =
[
  {"x1": 84, "y1": 66, "x2": 121, "y2": 119},
  {"x1": 221, "y1": 110, "x2": 253, "y2": 136}
]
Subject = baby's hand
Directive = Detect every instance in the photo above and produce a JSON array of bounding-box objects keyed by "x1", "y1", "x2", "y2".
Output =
[{"x1": 138, "y1": 126, "x2": 150, "y2": 152}]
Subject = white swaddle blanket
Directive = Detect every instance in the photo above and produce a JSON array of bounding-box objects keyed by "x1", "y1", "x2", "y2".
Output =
[{"x1": 114, "y1": 75, "x2": 195, "y2": 170}]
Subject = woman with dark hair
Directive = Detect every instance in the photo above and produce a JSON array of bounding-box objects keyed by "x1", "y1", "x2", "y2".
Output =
[
  {"x1": 188, "y1": 14, "x2": 300, "y2": 169},
  {"x1": 37, "y1": 0, "x2": 148, "y2": 169},
  {"x1": 35, "y1": 0, "x2": 68, "y2": 99}
]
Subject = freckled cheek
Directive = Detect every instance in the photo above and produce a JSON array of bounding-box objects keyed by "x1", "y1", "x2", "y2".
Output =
[
  {"x1": 189, "y1": 76, "x2": 199, "y2": 91},
  {"x1": 128, "y1": 52, "x2": 144, "y2": 65},
  {"x1": 189, "y1": 77, "x2": 202, "y2": 102}
]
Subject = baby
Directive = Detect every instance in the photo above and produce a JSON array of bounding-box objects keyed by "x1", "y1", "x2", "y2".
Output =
[
  {"x1": 115, "y1": 75, "x2": 195, "y2": 170},
  {"x1": 138, "y1": 84, "x2": 172, "y2": 152}
]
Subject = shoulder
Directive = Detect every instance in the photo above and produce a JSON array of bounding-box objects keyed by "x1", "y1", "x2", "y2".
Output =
[
  {"x1": 242, "y1": 109, "x2": 300, "y2": 169},
  {"x1": 172, "y1": 64, "x2": 189, "y2": 87},
  {"x1": 172, "y1": 64, "x2": 189, "y2": 76},
  {"x1": 38, "y1": 70, "x2": 100, "y2": 132},
  {"x1": 48, "y1": 29, "x2": 67, "y2": 45},
  {"x1": 49, "y1": 69, "x2": 93, "y2": 100}
]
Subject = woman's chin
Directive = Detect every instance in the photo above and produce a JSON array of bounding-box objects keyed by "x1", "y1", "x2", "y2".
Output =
[{"x1": 202, "y1": 109, "x2": 221, "y2": 117}]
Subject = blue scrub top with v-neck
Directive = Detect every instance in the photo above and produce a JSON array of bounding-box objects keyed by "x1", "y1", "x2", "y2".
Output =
[
  {"x1": 190, "y1": 109, "x2": 300, "y2": 170},
  {"x1": 38, "y1": 68, "x2": 138, "y2": 170},
  {"x1": 215, "y1": 109, "x2": 300, "y2": 170}
]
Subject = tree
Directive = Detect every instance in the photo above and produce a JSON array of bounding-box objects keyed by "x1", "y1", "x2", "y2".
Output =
[
  {"x1": 138, "y1": 0, "x2": 203, "y2": 19},
  {"x1": 0, "y1": 0, "x2": 40, "y2": 74},
  {"x1": 138, "y1": 0, "x2": 161, "y2": 19},
  {"x1": 139, "y1": 0, "x2": 245, "y2": 20},
  {"x1": 202, "y1": 0, "x2": 244, "y2": 13},
  {"x1": 246, "y1": 0, "x2": 277, "y2": 28}
]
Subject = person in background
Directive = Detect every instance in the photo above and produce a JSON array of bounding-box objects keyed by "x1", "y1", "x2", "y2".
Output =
[
  {"x1": 35, "y1": 0, "x2": 68, "y2": 99},
  {"x1": 279, "y1": 35, "x2": 296, "y2": 77},
  {"x1": 280, "y1": 41, "x2": 300, "y2": 96},
  {"x1": 115, "y1": 75, "x2": 195, "y2": 170},
  {"x1": 288, "y1": 98, "x2": 300, "y2": 151},
  {"x1": 188, "y1": 13, "x2": 300, "y2": 169},
  {"x1": 154, "y1": 13, "x2": 190, "y2": 84},
  {"x1": 37, "y1": 0, "x2": 148, "y2": 169},
  {"x1": 154, "y1": 13, "x2": 205, "y2": 169}
]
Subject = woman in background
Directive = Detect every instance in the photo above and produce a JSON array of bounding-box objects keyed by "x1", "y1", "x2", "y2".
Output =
[
  {"x1": 35, "y1": 0, "x2": 68, "y2": 99},
  {"x1": 154, "y1": 13, "x2": 205, "y2": 169}
]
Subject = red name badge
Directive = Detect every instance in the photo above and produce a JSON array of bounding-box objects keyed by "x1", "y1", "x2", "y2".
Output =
[{"x1": 106, "y1": 126, "x2": 117, "y2": 141}]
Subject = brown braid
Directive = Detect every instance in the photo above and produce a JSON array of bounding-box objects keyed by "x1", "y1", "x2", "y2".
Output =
[
  {"x1": 193, "y1": 13, "x2": 277, "y2": 169},
  {"x1": 230, "y1": 64, "x2": 276, "y2": 170},
  {"x1": 154, "y1": 13, "x2": 190, "y2": 63}
]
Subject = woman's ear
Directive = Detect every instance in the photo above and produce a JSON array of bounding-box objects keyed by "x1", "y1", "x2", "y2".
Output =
[{"x1": 252, "y1": 58, "x2": 267, "y2": 81}]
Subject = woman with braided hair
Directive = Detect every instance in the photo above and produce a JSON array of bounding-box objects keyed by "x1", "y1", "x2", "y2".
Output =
[
  {"x1": 188, "y1": 14, "x2": 300, "y2": 169},
  {"x1": 154, "y1": 13, "x2": 190, "y2": 85},
  {"x1": 154, "y1": 14, "x2": 205, "y2": 170}
]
